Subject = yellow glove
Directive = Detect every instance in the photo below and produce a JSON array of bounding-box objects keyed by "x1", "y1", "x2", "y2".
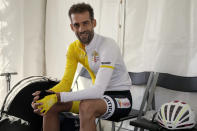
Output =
[{"x1": 36, "y1": 94, "x2": 57, "y2": 115}]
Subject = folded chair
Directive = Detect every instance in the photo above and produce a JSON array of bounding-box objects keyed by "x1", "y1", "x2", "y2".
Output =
[
  {"x1": 109, "y1": 71, "x2": 154, "y2": 131},
  {"x1": 129, "y1": 72, "x2": 197, "y2": 131},
  {"x1": 74, "y1": 68, "x2": 155, "y2": 131}
]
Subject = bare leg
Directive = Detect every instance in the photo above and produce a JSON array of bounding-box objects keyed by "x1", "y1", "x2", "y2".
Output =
[
  {"x1": 43, "y1": 102, "x2": 73, "y2": 131},
  {"x1": 79, "y1": 99, "x2": 107, "y2": 131}
]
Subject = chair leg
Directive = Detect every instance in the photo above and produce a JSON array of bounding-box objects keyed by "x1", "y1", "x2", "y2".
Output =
[
  {"x1": 112, "y1": 122, "x2": 115, "y2": 131},
  {"x1": 139, "y1": 128, "x2": 144, "y2": 131},
  {"x1": 134, "y1": 127, "x2": 145, "y2": 131},
  {"x1": 96, "y1": 118, "x2": 102, "y2": 131},
  {"x1": 116, "y1": 121, "x2": 123, "y2": 131},
  {"x1": 134, "y1": 127, "x2": 138, "y2": 131}
]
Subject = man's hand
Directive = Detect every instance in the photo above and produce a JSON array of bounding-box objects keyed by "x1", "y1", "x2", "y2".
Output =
[
  {"x1": 31, "y1": 90, "x2": 59, "y2": 116},
  {"x1": 36, "y1": 94, "x2": 58, "y2": 115},
  {"x1": 31, "y1": 91, "x2": 43, "y2": 116}
]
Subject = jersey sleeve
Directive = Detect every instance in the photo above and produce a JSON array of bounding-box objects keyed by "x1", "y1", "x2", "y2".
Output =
[
  {"x1": 50, "y1": 44, "x2": 78, "y2": 92},
  {"x1": 60, "y1": 39, "x2": 119, "y2": 102}
]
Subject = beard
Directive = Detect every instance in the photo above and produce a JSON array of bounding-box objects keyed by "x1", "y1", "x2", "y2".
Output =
[{"x1": 76, "y1": 30, "x2": 94, "y2": 45}]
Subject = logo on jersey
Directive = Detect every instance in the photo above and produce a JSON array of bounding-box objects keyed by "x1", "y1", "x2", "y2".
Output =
[
  {"x1": 115, "y1": 98, "x2": 131, "y2": 108},
  {"x1": 101, "y1": 62, "x2": 111, "y2": 65},
  {"x1": 92, "y1": 51, "x2": 99, "y2": 63}
]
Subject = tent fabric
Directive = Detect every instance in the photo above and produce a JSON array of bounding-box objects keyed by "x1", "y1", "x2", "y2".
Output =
[
  {"x1": 0, "y1": 0, "x2": 46, "y2": 107},
  {"x1": 23, "y1": 0, "x2": 47, "y2": 77},
  {"x1": 0, "y1": 0, "x2": 25, "y2": 107},
  {"x1": 124, "y1": 0, "x2": 197, "y2": 76}
]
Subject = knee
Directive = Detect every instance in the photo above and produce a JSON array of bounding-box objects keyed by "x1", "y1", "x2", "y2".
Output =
[{"x1": 79, "y1": 100, "x2": 95, "y2": 118}]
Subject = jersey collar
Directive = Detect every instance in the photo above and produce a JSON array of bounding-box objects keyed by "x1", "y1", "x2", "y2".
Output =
[{"x1": 85, "y1": 33, "x2": 98, "y2": 50}]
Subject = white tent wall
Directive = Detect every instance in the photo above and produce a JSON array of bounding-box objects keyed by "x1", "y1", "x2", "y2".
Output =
[
  {"x1": 0, "y1": 0, "x2": 46, "y2": 107},
  {"x1": 23, "y1": 0, "x2": 47, "y2": 77},
  {"x1": 0, "y1": 0, "x2": 24, "y2": 107},
  {"x1": 124, "y1": 0, "x2": 197, "y2": 76}
]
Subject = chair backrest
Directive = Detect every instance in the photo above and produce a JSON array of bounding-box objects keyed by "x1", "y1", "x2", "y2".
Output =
[
  {"x1": 144, "y1": 73, "x2": 197, "y2": 111},
  {"x1": 128, "y1": 72, "x2": 150, "y2": 85},
  {"x1": 157, "y1": 73, "x2": 197, "y2": 92},
  {"x1": 154, "y1": 73, "x2": 197, "y2": 116}
]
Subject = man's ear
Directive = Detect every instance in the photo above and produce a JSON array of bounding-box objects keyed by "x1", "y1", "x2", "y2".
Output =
[
  {"x1": 70, "y1": 24, "x2": 74, "y2": 31},
  {"x1": 92, "y1": 19, "x2": 96, "y2": 28}
]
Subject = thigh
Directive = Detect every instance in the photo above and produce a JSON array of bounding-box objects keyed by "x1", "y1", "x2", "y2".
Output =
[{"x1": 80, "y1": 99, "x2": 107, "y2": 117}]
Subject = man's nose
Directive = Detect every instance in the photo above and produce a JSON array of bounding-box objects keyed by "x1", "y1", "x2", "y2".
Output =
[{"x1": 78, "y1": 25, "x2": 86, "y2": 32}]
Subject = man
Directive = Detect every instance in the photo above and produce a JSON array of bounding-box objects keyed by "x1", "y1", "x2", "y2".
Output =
[{"x1": 31, "y1": 3, "x2": 132, "y2": 131}]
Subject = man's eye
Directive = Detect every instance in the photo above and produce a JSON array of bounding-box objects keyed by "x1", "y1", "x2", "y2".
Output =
[
  {"x1": 74, "y1": 24, "x2": 79, "y2": 28},
  {"x1": 83, "y1": 21, "x2": 89, "y2": 25}
]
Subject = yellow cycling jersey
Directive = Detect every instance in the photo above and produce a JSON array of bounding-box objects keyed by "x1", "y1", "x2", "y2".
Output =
[
  {"x1": 50, "y1": 34, "x2": 131, "y2": 104},
  {"x1": 50, "y1": 40, "x2": 96, "y2": 93}
]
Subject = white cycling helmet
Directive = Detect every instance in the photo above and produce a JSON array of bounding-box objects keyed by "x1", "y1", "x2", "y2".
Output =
[{"x1": 156, "y1": 100, "x2": 196, "y2": 130}]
